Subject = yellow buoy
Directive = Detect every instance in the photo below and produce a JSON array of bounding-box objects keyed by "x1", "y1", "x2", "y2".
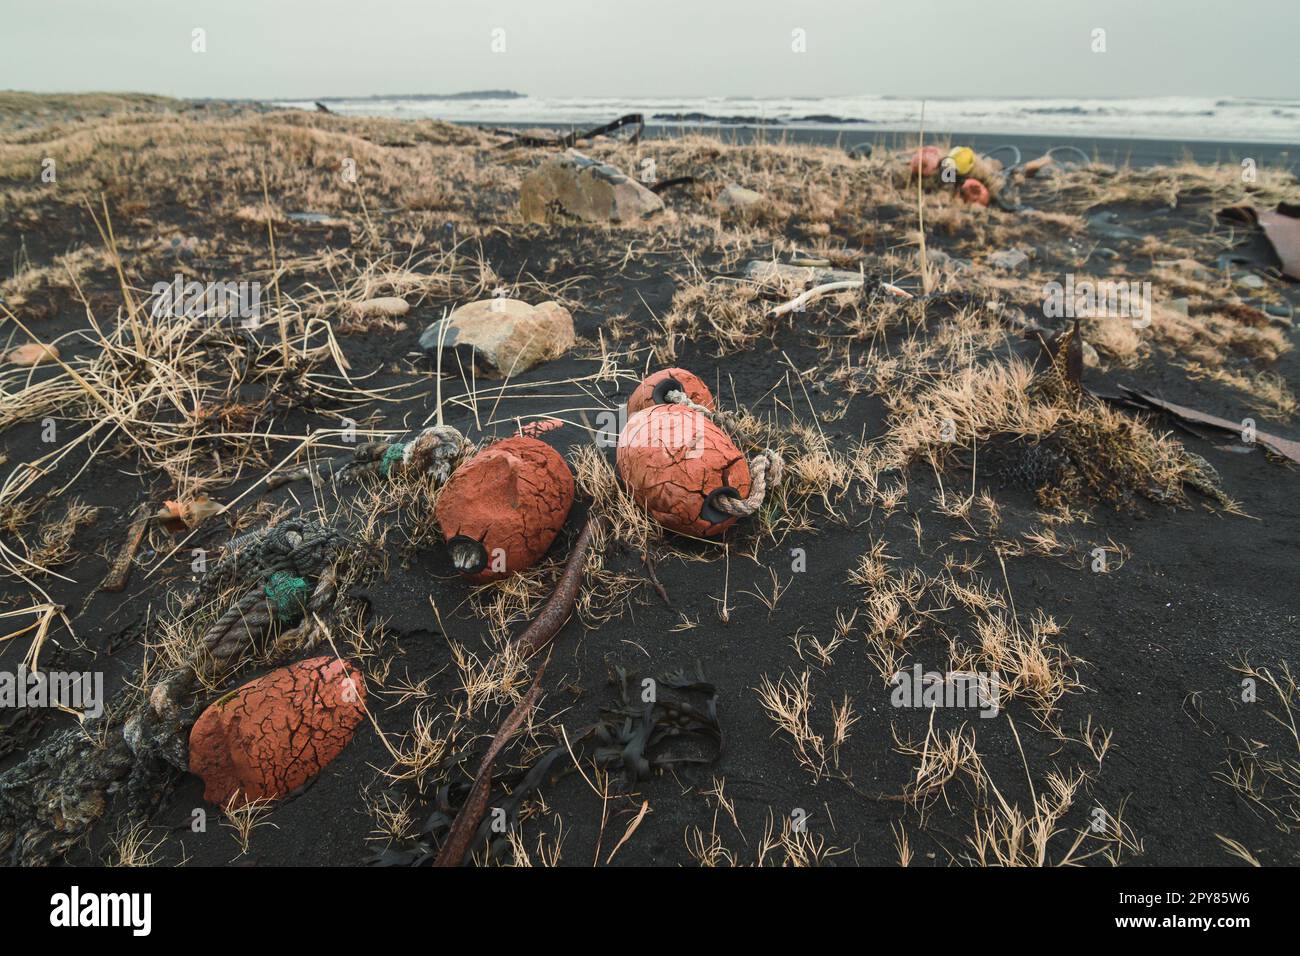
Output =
[{"x1": 947, "y1": 146, "x2": 976, "y2": 177}]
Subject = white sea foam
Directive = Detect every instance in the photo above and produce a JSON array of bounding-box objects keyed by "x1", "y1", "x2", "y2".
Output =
[{"x1": 271, "y1": 94, "x2": 1300, "y2": 143}]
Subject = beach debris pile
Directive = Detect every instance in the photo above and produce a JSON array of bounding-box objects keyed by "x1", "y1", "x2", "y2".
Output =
[
  {"x1": 907, "y1": 144, "x2": 1006, "y2": 205},
  {"x1": 493, "y1": 113, "x2": 644, "y2": 151},
  {"x1": 418, "y1": 298, "x2": 575, "y2": 375},
  {"x1": 0, "y1": 518, "x2": 345, "y2": 863},
  {"x1": 189, "y1": 657, "x2": 367, "y2": 807},
  {"x1": 1021, "y1": 324, "x2": 1231, "y2": 508},
  {"x1": 435, "y1": 432, "x2": 575, "y2": 581},
  {"x1": 519, "y1": 150, "x2": 664, "y2": 224}
]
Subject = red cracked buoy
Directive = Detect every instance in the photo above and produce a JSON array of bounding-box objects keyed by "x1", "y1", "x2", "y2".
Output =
[
  {"x1": 627, "y1": 367, "x2": 715, "y2": 415},
  {"x1": 616, "y1": 404, "x2": 751, "y2": 537},
  {"x1": 189, "y1": 656, "x2": 366, "y2": 808},
  {"x1": 435, "y1": 434, "x2": 575, "y2": 582}
]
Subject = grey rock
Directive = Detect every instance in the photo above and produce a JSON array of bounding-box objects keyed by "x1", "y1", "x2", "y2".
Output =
[
  {"x1": 1086, "y1": 212, "x2": 1145, "y2": 241},
  {"x1": 716, "y1": 182, "x2": 770, "y2": 220},
  {"x1": 419, "y1": 298, "x2": 575, "y2": 376},
  {"x1": 520, "y1": 150, "x2": 663, "y2": 225},
  {"x1": 744, "y1": 260, "x2": 863, "y2": 286},
  {"x1": 1262, "y1": 302, "x2": 1293, "y2": 328},
  {"x1": 988, "y1": 248, "x2": 1030, "y2": 270}
]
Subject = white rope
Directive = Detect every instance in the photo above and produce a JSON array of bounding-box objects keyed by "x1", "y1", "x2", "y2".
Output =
[{"x1": 709, "y1": 449, "x2": 784, "y2": 518}]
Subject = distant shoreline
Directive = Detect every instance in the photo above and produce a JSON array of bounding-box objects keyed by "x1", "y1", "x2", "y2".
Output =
[
  {"x1": 187, "y1": 95, "x2": 1296, "y2": 169},
  {"x1": 305, "y1": 90, "x2": 524, "y2": 102},
  {"x1": 463, "y1": 120, "x2": 1299, "y2": 171},
  {"x1": 271, "y1": 91, "x2": 1300, "y2": 148}
]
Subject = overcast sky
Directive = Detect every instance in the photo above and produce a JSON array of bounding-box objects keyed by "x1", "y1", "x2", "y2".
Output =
[{"x1": 2, "y1": 0, "x2": 1297, "y2": 100}]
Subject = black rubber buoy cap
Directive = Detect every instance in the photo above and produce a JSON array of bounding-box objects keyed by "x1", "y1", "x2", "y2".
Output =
[
  {"x1": 700, "y1": 486, "x2": 740, "y2": 525},
  {"x1": 448, "y1": 535, "x2": 488, "y2": 573},
  {"x1": 652, "y1": 376, "x2": 684, "y2": 406}
]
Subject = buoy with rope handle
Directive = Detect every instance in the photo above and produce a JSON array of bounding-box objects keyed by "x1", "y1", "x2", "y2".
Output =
[
  {"x1": 627, "y1": 367, "x2": 715, "y2": 415},
  {"x1": 616, "y1": 397, "x2": 783, "y2": 538}
]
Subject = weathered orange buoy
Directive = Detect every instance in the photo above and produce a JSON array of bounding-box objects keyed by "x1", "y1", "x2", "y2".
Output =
[
  {"x1": 435, "y1": 434, "x2": 575, "y2": 581},
  {"x1": 627, "y1": 367, "x2": 715, "y2": 415},
  {"x1": 189, "y1": 656, "x2": 366, "y2": 808},
  {"x1": 959, "y1": 178, "x2": 990, "y2": 206},
  {"x1": 616, "y1": 404, "x2": 751, "y2": 537}
]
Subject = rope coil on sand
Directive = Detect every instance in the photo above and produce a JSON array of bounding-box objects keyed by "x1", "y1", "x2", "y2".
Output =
[{"x1": 267, "y1": 425, "x2": 472, "y2": 489}]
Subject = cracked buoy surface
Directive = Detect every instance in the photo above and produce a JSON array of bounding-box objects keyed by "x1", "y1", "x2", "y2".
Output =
[
  {"x1": 616, "y1": 404, "x2": 751, "y2": 537},
  {"x1": 435, "y1": 435, "x2": 575, "y2": 582},
  {"x1": 189, "y1": 656, "x2": 366, "y2": 808},
  {"x1": 627, "y1": 367, "x2": 715, "y2": 415}
]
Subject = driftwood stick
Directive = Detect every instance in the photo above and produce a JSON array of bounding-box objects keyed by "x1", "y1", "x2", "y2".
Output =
[
  {"x1": 767, "y1": 279, "x2": 913, "y2": 318},
  {"x1": 100, "y1": 508, "x2": 151, "y2": 592},
  {"x1": 433, "y1": 518, "x2": 597, "y2": 867},
  {"x1": 514, "y1": 517, "x2": 597, "y2": 659},
  {"x1": 432, "y1": 658, "x2": 549, "y2": 868}
]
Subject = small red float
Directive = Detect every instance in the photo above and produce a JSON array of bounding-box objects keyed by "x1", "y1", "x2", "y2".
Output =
[
  {"x1": 627, "y1": 367, "x2": 715, "y2": 415},
  {"x1": 616, "y1": 404, "x2": 751, "y2": 537},
  {"x1": 435, "y1": 434, "x2": 575, "y2": 581},
  {"x1": 959, "y1": 178, "x2": 991, "y2": 206},
  {"x1": 908, "y1": 146, "x2": 942, "y2": 179}
]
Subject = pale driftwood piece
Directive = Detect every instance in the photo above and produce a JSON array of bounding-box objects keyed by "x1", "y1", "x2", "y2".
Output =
[{"x1": 767, "y1": 279, "x2": 912, "y2": 318}]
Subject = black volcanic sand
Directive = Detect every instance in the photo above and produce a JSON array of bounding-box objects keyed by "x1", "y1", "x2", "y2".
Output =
[{"x1": 1, "y1": 104, "x2": 1297, "y2": 868}]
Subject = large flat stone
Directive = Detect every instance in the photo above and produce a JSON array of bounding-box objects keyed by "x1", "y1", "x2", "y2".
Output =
[
  {"x1": 520, "y1": 150, "x2": 664, "y2": 225},
  {"x1": 420, "y1": 298, "x2": 575, "y2": 376}
]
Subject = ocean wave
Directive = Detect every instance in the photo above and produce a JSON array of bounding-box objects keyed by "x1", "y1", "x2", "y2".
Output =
[{"x1": 271, "y1": 94, "x2": 1300, "y2": 144}]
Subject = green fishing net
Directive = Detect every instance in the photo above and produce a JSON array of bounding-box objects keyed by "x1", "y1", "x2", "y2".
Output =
[
  {"x1": 379, "y1": 442, "x2": 408, "y2": 477},
  {"x1": 263, "y1": 571, "x2": 310, "y2": 622}
]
